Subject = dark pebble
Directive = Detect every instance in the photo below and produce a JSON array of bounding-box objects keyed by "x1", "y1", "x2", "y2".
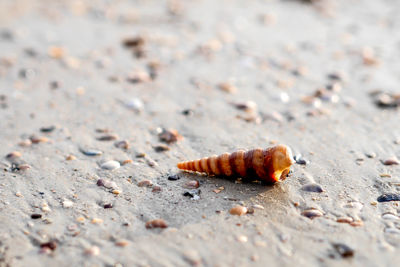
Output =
[
  {"x1": 183, "y1": 189, "x2": 201, "y2": 200},
  {"x1": 103, "y1": 203, "x2": 113, "y2": 209},
  {"x1": 377, "y1": 193, "x2": 400, "y2": 202},
  {"x1": 31, "y1": 213, "x2": 42, "y2": 219},
  {"x1": 301, "y1": 183, "x2": 324, "y2": 193},
  {"x1": 294, "y1": 154, "x2": 308, "y2": 165},
  {"x1": 96, "y1": 179, "x2": 105, "y2": 187},
  {"x1": 40, "y1": 126, "x2": 56, "y2": 133},
  {"x1": 332, "y1": 243, "x2": 354, "y2": 258},
  {"x1": 153, "y1": 144, "x2": 170, "y2": 152},
  {"x1": 168, "y1": 174, "x2": 180, "y2": 181},
  {"x1": 40, "y1": 241, "x2": 57, "y2": 251},
  {"x1": 182, "y1": 109, "x2": 194, "y2": 116}
]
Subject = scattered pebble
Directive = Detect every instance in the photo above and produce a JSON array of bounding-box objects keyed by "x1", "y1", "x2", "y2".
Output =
[
  {"x1": 237, "y1": 235, "x2": 248, "y2": 243},
  {"x1": 152, "y1": 186, "x2": 162, "y2": 192},
  {"x1": 380, "y1": 173, "x2": 391, "y2": 178},
  {"x1": 31, "y1": 213, "x2": 42, "y2": 219},
  {"x1": 229, "y1": 205, "x2": 248, "y2": 216},
  {"x1": 66, "y1": 155, "x2": 76, "y2": 161},
  {"x1": 91, "y1": 218, "x2": 103, "y2": 224},
  {"x1": 100, "y1": 160, "x2": 120, "y2": 170},
  {"x1": 184, "y1": 180, "x2": 199, "y2": 189},
  {"x1": 158, "y1": 128, "x2": 183, "y2": 144},
  {"x1": 97, "y1": 179, "x2": 118, "y2": 189},
  {"x1": 30, "y1": 135, "x2": 49, "y2": 144},
  {"x1": 5, "y1": 151, "x2": 22, "y2": 160},
  {"x1": 18, "y1": 139, "x2": 32, "y2": 147},
  {"x1": 183, "y1": 249, "x2": 202, "y2": 266},
  {"x1": 294, "y1": 154, "x2": 308, "y2": 165},
  {"x1": 127, "y1": 71, "x2": 151, "y2": 83},
  {"x1": 80, "y1": 148, "x2": 103, "y2": 156},
  {"x1": 371, "y1": 91, "x2": 400, "y2": 108},
  {"x1": 97, "y1": 134, "x2": 118, "y2": 141},
  {"x1": 231, "y1": 101, "x2": 257, "y2": 113},
  {"x1": 124, "y1": 98, "x2": 144, "y2": 113},
  {"x1": 168, "y1": 174, "x2": 180, "y2": 181},
  {"x1": 382, "y1": 157, "x2": 399, "y2": 166},
  {"x1": 153, "y1": 144, "x2": 170, "y2": 152},
  {"x1": 218, "y1": 82, "x2": 237, "y2": 93},
  {"x1": 301, "y1": 183, "x2": 324, "y2": 193},
  {"x1": 115, "y1": 140, "x2": 130, "y2": 150},
  {"x1": 40, "y1": 126, "x2": 56, "y2": 133},
  {"x1": 62, "y1": 199, "x2": 74, "y2": 208},
  {"x1": 138, "y1": 180, "x2": 153, "y2": 187},
  {"x1": 183, "y1": 189, "x2": 201, "y2": 200},
  {"x1": 115, "y1": 240, "x2": 129, "y2": 247},
  {"x1": 103, "y1": 203, "x2": 113, "y2": 209},
  {"x1": 377, "y1": 193, "x2": 400, "y2": 202},
  {"x1": 301, "y1": 209, "x2": 323, "y2": 219},
  {"x1": 382, "y1": 213, "x2": 398, "y2": 220},
  {"x1": 332, "y1": 243, "x2": 354, "y2": 258},
  {"x1": 365, "y1": 152, "x2": 376, "y2": 158},
  {"x1": 40, "y1": 241, "x2": 57, "y2": 251},
  {"x1": 85, "y1": 246, "x2": 100, "y2": 256},
  {"x1": 337, "y1": 217, "x2": 353, "y2": 223},
  {"x1": 145, "y1": 219, "x2": 168, "y2": 229}
]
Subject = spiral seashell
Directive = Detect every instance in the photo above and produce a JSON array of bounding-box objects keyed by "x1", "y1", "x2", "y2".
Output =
[{"x1": 177, "y1": 144, "x2": 295, "y2": 183}]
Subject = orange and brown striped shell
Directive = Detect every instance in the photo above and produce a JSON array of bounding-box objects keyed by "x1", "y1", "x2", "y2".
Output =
[{"x1": 177, "y1": 144, "x2": 295, "y2": 183}]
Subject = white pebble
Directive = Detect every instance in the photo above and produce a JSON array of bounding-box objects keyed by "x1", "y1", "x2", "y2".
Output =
[
  {"x1": 63, "y1": 199, "x2": 74, "y2": 208},
  {"x1": 125, "y1": 98, "x2": 144, "y2": 113},
  {"x1": 100, "y1": 160, "x2": 120, "y2": 170}
]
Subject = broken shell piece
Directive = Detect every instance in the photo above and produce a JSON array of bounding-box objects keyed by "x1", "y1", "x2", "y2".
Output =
[
  {"x1": 177, "y1": 145, "x2": 295, "y2": 183},
  {"x1": 158, "y1": 128, "x2": 183, "y2": 144}
]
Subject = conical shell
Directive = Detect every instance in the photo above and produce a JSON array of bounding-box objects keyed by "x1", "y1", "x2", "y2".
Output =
[{"x1": 177, "y1": 144, "x2": 294, "y2": 183}]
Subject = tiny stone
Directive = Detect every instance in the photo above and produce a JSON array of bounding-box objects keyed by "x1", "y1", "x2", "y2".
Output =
[
  {"x1": 183, "y1": 189, "x2": 201, "y2": 200},
  {"x1": 294, "y1": 154, "x2": 308, "y2": 165},
  {"x1": 40, "y1": 126, "x2": 56, "y2": 133},
  {"x1": 6, "y1": 151, "x2": 22, "y2": 160},
  {"x1": 337, "y1": 217, "x2": 353, "y2": 223},
  {"x1": 332, "y1": 243, "x2": 354, "y2": 258},
  {"x1": 383, "y1": 157, "x2": 399, "y2": 165},
  {"x1": 237, "y1": 235, "x2": 248, "y2": 243},
  {"x1": 365, "y1": 152, "x2": 376, "y2": 158},
  {"x1": 115, "y1": 140, "x2": 130, "y2": 150},
  {"x1": 301, "y1": 183, "x2": 324, "y2": 193},
  {"x1": 138, "y1": 180, "x2": 153, "y2": 187},
  {"x1": 124, "y1": 98, "x2": 144, "y2": 112},
  {"x1": 115, "y1": 240, "x2": 129, "y2": 247},
  {"x1": 97, "y1": 134, "x2": 118, "y2": 141},
  {"x1": 31, "y1": 213, "x2": 42, "y2": 219},
  {"x1": 153, "y1": 144, "x2": 170, "y2": 152},
  {"x1": 152, "y1": 186, "x2": 162, "y2": 192},
  {"x1": 112, "y1": 189, "x2": 121, "y2": 195},
  {"x1": 252, "y1": 204, "x2": 264, "y2": 210},
  {"x1": 85, "y1": 246, "x2": 100, "y2": 256},
  {"x1": 229, "y1": 206, "x2": 248, "y2": 216},
  {"x1": 100, "y1": 160, "x2": 120, "y2": 170},
  {"x1": 145, "y1": 219, "x2": 168, "y2": 229},
  {"x1": 66, "y1": 155, "x2": 76, "y2": 161},
  {"x1": 80, "y1": 148, "x2": 103, "y2": 156},
  {"x1": 184, "y1": 180, "x2": 199, "y2": 189},
  {"x1": 183, "y1": 249, "x2": 202, "y2": 266},
  {"x1": 40, "y1": 241, "x2": 57, "y2": 251},
  {"x1": 158, "y1": 128, "x2": 183, "y2": 144},
  {"x1": 18, "y1": 139, "x2": 32, "y2": 147},
  {"x1": 91, "y1": 218, "x2": 103, "y2": 224},
  {"x1": 62, "y1": 200, "x2": 74, "y2": 208},
  {"x1": 377, "y1": 193, "x2": 400, "y2": 202},
  {"x1": 380, "y1": 173, "x2": 391, "y2": 178},
  {"x1": 301, "y1": 209, "x2": 323, "y2": 219},
  {"x1": 30, "y1": 136, "x2": 49, "y2": 144},
  {"x1": 168, "y1": 174, "x2": 180, "y2": 181},
  {"x1": 104, "y1": 203, "x2": 113, "y2": 209}
]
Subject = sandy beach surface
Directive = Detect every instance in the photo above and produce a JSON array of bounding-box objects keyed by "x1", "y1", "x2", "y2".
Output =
[{"x1": 1, "y1": 0, "x2": 400, "y2": 266}]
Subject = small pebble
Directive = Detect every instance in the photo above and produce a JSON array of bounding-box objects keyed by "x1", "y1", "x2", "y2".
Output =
[
  {"x1": 382, "y1": 157, "x2": 399, "y2": 165},
  {"x1": 138, "y1": 180, "x2": 153, "y2": 187},
  {"x1": 377, "y1": 193, "x2": 400, "y2": 202},
  {"x1": 40, "y1": 126, "x2": 56, "y2": 133},
  {"x1": 183, "y1": 189, "x2": 201, "y2": 200},
  {"x1": 184, "y1": 180, "x2": 199, "y2": 189},
  {"x1": 301, "y1": 209, "x2": 323, "y2": 219},
  {"x1": 152, "y1": 186, "x2": 162, "y2": 192},
  {"x1": 365, "y1": 152, "x2": 376, "y2": 158},
  {"x1": 232, "y1": 101, "x2": 257, "y2": 113},
  {"x1": 100, "y1": 160, "x2": 120, "y2": 170},
  {"x1": 218, "y1": 82, "x2": 237, "y2": 93},
  {"x1": 124, "y1": 98, "x2": 144, "y2": 112},
  {"x1": 237, "y1": 235, "x2": 248, "y2": 243},
  {"x1": 97, "y1": 134, "x2": 118, "y2": 141},
  {"x1": 66, "y1": 155, "x2": 76, "y2": 161},
  {"x1": 145, "y1": 219, "x2": 168, "y2": 229},
  {"x1": 158, "y1": 128, "x2": 183, "y2": 144},
  {"x1": 80, "y1": 148, "x2": 103, "y2": 156},
  {"x1": 153, "y1": 144, "x2": 170, "y2": 152},
  {"x1": 91, "y1": 218, "x2": 103, "y2": 224},
  {"x1": 115, "y1": 240, "x2": 129, "y2": 247},
  {"x1": 168, "y1": 174, "x2": 180, "y2": 181},
  {"x1": 40, "y1": 241, "x2": 57, "y2": 251},
  {"x1": 6, "y1": 151, "x2": 22, "y2": 160},
  {"x1": 18, "y1": 139, "x2": 32, "y2": 147},
  {"x1": 183, "y1": 249, "x2": 202, "y2": 266},
  {"x1": 62, "y1": 200, "x2": 74, "y2": 208},
  {"x1": 332, "y1": 243, "x2": 354, "y2": 258},
  {"x1": 380, "y1": 173, "x2": 392, "y2": 178},
  {"x1": 301, "y1": 183, "x2": 324, "y2": 193},
  {"x1": 85, "y1": 246, "x2": 100, "y2": 256},
  {"x1": 229, "y1": 206, "x2": 248, "y2": 216},
  {"x1": 30, "y1": 136, "x2": 49, "y2": 144},
  {"x1": 294, "y1": 154, "x2": 308, "y2": 165},
  {"x1": 115, "y1": 140, "x2": 130, "y2": 150},
  {"x1": 103, "y1": 203, "x2": 113, "y2": 209},
  {"x1": 31, "y1": 213, "x2": 42, "y2": 219},
  {"x1": 382, "y1": 213, "x2": 398, "y2": 220}
]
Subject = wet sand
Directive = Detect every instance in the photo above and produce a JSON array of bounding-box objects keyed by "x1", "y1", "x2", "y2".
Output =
[{"x1": 1, "y1": 0, "x2": 400, "y2": 266}]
